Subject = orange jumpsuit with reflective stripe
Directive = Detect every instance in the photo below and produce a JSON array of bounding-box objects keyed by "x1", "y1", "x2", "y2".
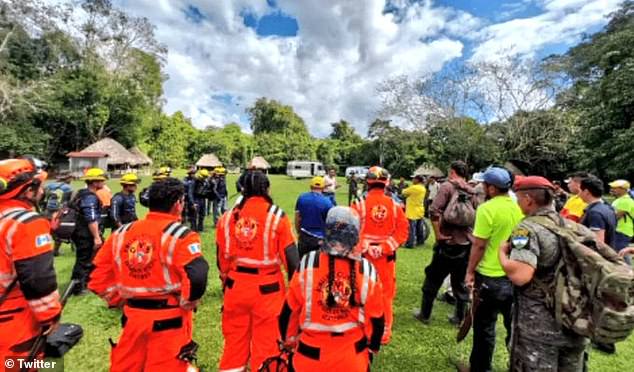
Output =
[
  {"x1": 281, "y1": 251, "x2": 385, "y2": 372},
  {"x1": 351, "y1": 188, "x2": 408, "y2": 343},
  {"x1": 89, "y1": 212, "x2": 209, "y2": 372},
  {"x1": 216, "y1": 196, "x2": 299, "y2": 372},
  {"x1": 0, "y1": 200, "x2": 61, "y2": 361}
]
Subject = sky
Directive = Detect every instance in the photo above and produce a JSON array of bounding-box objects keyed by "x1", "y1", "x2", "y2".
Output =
[{"x1": 113, "y1": 0, "x2": 621, "y2": 136}]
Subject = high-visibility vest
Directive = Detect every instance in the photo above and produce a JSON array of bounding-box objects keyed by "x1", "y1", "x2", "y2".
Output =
[{"x1": 296, "y1": 251, "x2": 378, "y2": 333}]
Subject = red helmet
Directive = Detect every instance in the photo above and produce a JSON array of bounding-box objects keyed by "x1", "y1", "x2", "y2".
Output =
[
  {"x1": 366, "y1": 166, "x2": 390, "y2": 185},
  {"x1": 0, "y1": 158, "x2": 48, "y2": 200}
]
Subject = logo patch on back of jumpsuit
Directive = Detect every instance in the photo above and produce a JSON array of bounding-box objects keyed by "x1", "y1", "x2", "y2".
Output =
[{"x1": 125, "y1": 236, "x2": 155, "y2": 279}]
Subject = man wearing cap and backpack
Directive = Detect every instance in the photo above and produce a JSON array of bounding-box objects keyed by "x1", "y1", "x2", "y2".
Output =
[
  {"x1": 110, "y1": 173, "x2": 140, "y2": 229},
  {"x1": 500, "y1": 176, "x2": 588, "y2": 371},
  {"x1": 501, "y1": 175, "x2": 634, "y2": 369},
  {"x1": 460, "y1": 166, "x2": 524, "y2": 372},
  {"x1": 414, "y1": 161, "x2": 477, "y2": 326},
  {"x1": 295, "y1": 176, "x2": 334, "y2": 258}
]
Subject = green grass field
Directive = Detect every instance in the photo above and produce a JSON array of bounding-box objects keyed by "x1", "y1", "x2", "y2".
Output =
[{"x1": 52, "y1": 173, "x2": 632, "y2": 371}]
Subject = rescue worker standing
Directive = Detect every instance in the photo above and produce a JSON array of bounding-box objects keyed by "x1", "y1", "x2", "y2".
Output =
[
  {"x1": 89, "y1": 177, "x2": 209, "y2": 372},
  {"x1": 279, "y1": 206, "x2": 385, "y2": 372},
  {"x1": 71, "y1": 168, "x2": 106, "y2": 295},
  {"x1": 216, "y1": 171, "x2": 300, "y2": 372},
  {"x1": 110, "y1": 173, "x2": 140, "y2": 228},
  {"x1": 140, "y1": 168, "x2": 171, "y2": 207},
  {"x1": 0, "y1": 158, "x2": 62, "y2": 362},
  {"x1": 192, "y1": 169, "x2": 210, "y2": 232},
  {"x1": 182, "y1": 168, "x2": 196, "y2": 226},
  {"x1": 351, "y1": 166, "x2": 409, "y2": 344},
  {"x1": 295, "y1": 176, "x2": 334, "y2": 258},
  {"x1": 499, "y1": 176, "x2": 587, "y2": 371},
  {"x1": 212, "y1": 167, "x2": 228, "y2": 226}
]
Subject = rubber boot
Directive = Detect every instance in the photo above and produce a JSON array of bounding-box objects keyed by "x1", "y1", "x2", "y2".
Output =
[
  {"x1": 448, "y1": 300, "x2": 467, "y2": 326},
  {"x1": 413, "y1": 293, "x2": 434, "y2": 324}
]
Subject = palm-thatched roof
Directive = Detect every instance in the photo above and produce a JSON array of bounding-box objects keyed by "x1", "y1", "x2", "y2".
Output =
[
  {"x1": 128, "y1": 146, "x2": 153, "y2": 166},
  {"x1": 413, "y1": 163, "x2": 444, "y2": 178},
  {"x1": 248, "y1": 156, "x2": 270, "y2": 170},
  {"x1": 196, "y1": 154, "x2": 222, "y2": 168},
  {"x1": 81, "y1": 138, "x2": 136, "y2": 165}
]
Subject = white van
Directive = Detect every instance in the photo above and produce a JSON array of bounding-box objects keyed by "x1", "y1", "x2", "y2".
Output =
[
  {"x1": 286, "y1": 161, "x2": 326, "y2": 178},
  {"x1": 345, "y1": 166, "x2": 369, "y2": 179}
]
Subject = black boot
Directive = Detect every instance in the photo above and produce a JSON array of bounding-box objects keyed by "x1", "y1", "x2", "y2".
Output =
[
  {"x1": 413, "y1": 294, "x2": 434, "y2": 324},
  {"x1": 448, "y1": 300, "x2": 467, "y2": 326}
]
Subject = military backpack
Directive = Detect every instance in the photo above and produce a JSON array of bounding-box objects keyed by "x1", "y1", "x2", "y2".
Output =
[{"x1": 530, "y1": 215, "x2": 634, "y2": 344}]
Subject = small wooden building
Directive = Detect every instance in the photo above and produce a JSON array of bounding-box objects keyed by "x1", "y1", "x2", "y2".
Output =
[
  {"x1": 248, "y1": 156, "x2": 271, "y2": 171},
  {"x1": 67, "y1": 152, "x2": 109, "y2": 177},
  {"x1": 128, "y1": 146, "x2": 153, "y2": 175},
  {"x1": 196, "y1": 154, "x2": 223, "y2": 170}
]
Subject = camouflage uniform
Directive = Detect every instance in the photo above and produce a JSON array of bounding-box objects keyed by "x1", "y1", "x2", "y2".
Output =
[{"x1": 509, "y1": 207, "x2": 588, "y2": 372}]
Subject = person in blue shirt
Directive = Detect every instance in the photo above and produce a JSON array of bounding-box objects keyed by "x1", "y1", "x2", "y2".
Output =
[
  {"x1": 579, "y1": 176, "x2": 617, "y2": 249},
  {"x1": 71, "y1": 168, "x2": 106, "y2": 295},
  {"x1": 295, "y1": 176, "x2": 334, "y2": 258},
  {"x1": 110, "y1": 173, "x2": 140, "y2": 228}
]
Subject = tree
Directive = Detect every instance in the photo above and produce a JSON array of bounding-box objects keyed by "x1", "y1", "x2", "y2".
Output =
[
  {"x1": 247, "y1": 97, "x2": 310, "y2": 136},
  {"x1": 548, "y1": 1, "x2": 634, "y2": 179},
  {"x1": 428, "y1": 117, "x2": 500, "y2": 172},
  {"x1": 149, "y1": 112, "x2": 195, "y2": 167}
]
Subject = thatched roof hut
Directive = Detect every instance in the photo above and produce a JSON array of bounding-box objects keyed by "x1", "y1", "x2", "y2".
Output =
[
  {"x1": 196, "y1": 154, "x2": 222, "y2": 168},
  {"x1": 248, "y1": 156, "x2": 270, "y2": 170},
  {"x1": 82, "y1": 138, "x2": 136, "y2": 166},
  {"x1": 128, "y1": 146, "x2": 153, "y2": 166},
  {"x1": 413, "y1": 163, "x2": 444, "y2": 178}
]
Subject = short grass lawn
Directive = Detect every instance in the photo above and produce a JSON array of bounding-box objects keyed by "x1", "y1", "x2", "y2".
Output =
[{"x1": 52, "y1": 173, "x2": 633, "y2": 371}]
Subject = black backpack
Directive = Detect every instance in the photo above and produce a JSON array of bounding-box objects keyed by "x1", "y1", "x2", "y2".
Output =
[
  {"x1": 51, "y1": 194, "x2": 80, "y2": 241},
  {"x1": 45, "y1": 323, "x2": 84, "y2": 358}
]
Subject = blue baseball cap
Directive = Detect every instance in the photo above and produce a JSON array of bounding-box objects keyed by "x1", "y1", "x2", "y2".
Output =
[{"x1": 482, "y1": 167, "x2": 512, "y2": 189}]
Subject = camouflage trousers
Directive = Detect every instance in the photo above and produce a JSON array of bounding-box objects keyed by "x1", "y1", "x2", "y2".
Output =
[{"x1": 511, "y1": 336, "x2": 586, "y2": 372}]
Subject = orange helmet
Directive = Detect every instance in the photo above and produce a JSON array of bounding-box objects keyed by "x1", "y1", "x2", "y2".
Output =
[
  {"x1": 0, "y1": 158, "x2": 48, "y2": 200},
  {"x1": 366, "y1": 166, "x2": 390, "y2": 185}
]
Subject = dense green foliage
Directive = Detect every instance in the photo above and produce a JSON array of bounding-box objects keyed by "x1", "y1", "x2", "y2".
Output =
[{"x1": 1, "y1": 0, "x2": 633, "y2": 180}]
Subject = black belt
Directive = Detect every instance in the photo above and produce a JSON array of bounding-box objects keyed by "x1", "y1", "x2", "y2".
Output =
[
  {"x1": 297, "y1": 336, "x2": 367, "y2": 360},
  {"x1": 126, "y1": 298, "x2": 179, "y2": 310},
  {"x1": 235, "y1": 266, "x2": 278, "y2": 275},
  {"x1": 386, "y1": 253, "x2": 396, "y2": 262}
]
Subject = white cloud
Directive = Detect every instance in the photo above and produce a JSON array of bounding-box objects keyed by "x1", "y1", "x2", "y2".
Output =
[
  {"x1": 471, "y1": 0, "x2": 621, "y2": 61},
  {"x1": 109, "y1": 0, "x2": 620, "y2": 136}
]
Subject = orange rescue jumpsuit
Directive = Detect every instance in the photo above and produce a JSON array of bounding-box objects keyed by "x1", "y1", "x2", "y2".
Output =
[
  {"x1": 280, "y1": 251, "x2": 385, "y2": 371},
  {"x1": 0, "y1": 200, "x2": 61, "y2": 361},
  {"x1": 351, "y1": 188, "x2": 408, "y2": 343},
  {"x1": 216, "y1": 196, "x2": 299, "y2": 371},
  {"x1": 89, "y1": 212, "x2": 209, "y2": 372}
]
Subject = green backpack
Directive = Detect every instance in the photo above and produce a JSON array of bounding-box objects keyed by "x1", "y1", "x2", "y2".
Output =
[{"x1": 530, "y1": 215, "x2": 634, "y2": 344}]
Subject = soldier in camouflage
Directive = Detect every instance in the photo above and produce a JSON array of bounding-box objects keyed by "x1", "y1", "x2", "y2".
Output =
[{"x1": 499, "y1": 176, "x2": 588, "y2": 372}]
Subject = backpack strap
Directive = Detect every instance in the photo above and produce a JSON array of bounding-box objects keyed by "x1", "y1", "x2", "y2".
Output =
[{"x1": 523, "y1": 215, "x2": 569, "y2": 326}]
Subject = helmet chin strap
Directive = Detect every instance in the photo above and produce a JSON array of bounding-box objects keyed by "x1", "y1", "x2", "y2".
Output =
[{"x1": 17, "y1": 182, "x2": 42, "y2": 213}]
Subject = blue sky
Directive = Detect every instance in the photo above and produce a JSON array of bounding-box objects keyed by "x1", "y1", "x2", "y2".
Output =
[{"x1": 114, "y1": 0, "x2": 622, "y2": 136}]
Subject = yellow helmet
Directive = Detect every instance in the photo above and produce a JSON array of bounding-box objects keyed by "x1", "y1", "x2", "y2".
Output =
[
  {"x1": 159, "y1": 166, "x2": 172, "y2": 175},
  {"x1": 196, "y1": 169, "x2": 209, "y2": 179},
  {"x1": 120, "y1": 173, "x2": 140, "y2": 185},
  {"x1": 214, "y1": 167, "x2": 226, "y2": 175},
  {"x1": 81, "y1": 168, "x2": 107, "y2": 182},
  {"x1": 310, "y1": 176, "x2": 325, "y2": 189}
]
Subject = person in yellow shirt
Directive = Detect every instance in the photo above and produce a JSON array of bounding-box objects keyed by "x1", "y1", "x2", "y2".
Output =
[
  {"x1": 560, "y1": 172, "x2": 588, "y2": 222},
  {"x1": 402, "y1": 175, "x2": 427, "y2": 248}
]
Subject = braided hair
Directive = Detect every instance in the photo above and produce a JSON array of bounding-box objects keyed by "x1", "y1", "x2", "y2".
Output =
[
  {"x1": 326, "y1": 255, "x2": 359, "y2": 308},
  {"x1": 233, "y1": 170, "x2": 273, "y2": 221}
]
